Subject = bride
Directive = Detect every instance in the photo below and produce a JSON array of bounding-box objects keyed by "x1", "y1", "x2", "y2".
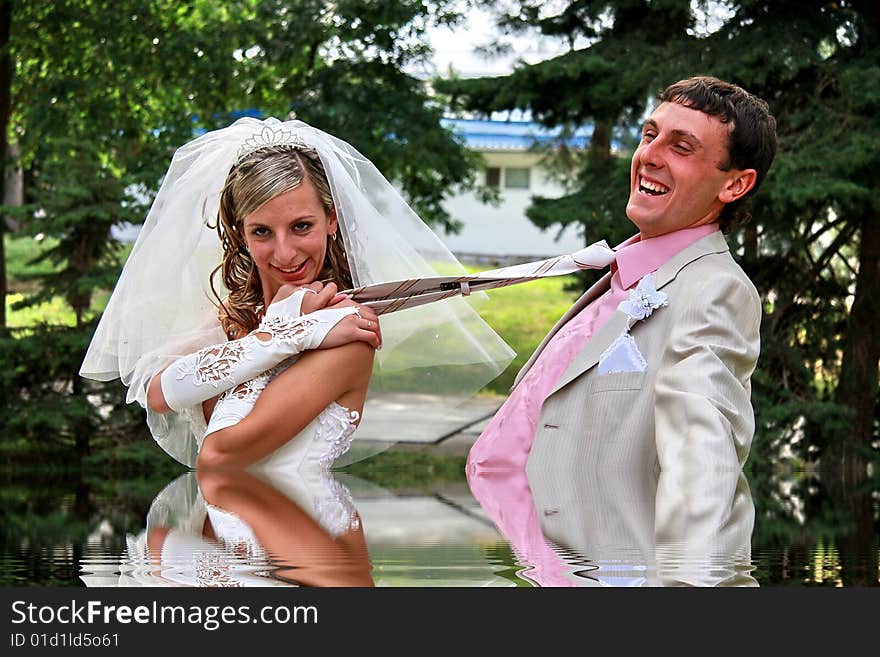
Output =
[{"x1": 80, "y1": 117, "x2": 513, "y2": 470}]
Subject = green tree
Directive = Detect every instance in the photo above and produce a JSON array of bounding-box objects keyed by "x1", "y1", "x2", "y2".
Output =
[
  {"x1": 701, "y1": 1, "x2": 880, "y2": 484},
  {"x1": 1, "y1": 0, "x2": 248, "y2": 459},
  {"x1": 219, "y1": 0, "x2": 479, "y2": 229},
  {"x1": 438, "y1": 0, "x2": 698, "y2": 287},
  {"x1": 5, "y1": 1, "x2": 476, "y2": 328},
  {"x1": 0, "y1": 1, "x2": 12, "y2": 328}
]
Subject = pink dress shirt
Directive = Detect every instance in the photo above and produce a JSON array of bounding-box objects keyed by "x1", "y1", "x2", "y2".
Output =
[{"x1": 466, "y1": 223, "x2": 720, "y2": 586}]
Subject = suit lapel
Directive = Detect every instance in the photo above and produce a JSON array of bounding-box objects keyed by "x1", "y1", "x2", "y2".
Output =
[
  {"x1": 549, "y1": 309, "x2": 629, "y2": 395},
  {"x1": 546, "y1": 230, "x2": 732, "y2": 396}
]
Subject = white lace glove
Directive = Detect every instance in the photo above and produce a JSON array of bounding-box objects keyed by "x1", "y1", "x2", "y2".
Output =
[
  {"x1": 203, "y1": 368, "x2": 275, "y2": 438},
  {"x1": 201, "y1": 288, "x2": 314, "y2": 437},
  {"x1": 266, "y1": 287, "x2": 316, "y2": 320},
  {"x1": 160, "y1": 292, "x2": 359, "y2": 412}
]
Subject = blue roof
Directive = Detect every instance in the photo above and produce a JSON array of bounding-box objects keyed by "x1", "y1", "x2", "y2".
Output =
[{"x1": 441, "y1": 118, "x2": 593, "y2": 151}]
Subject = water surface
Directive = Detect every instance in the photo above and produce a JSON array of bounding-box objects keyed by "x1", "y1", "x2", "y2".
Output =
[{"x1": 1, "y1": 464, "x2": 876, "y2": 587}]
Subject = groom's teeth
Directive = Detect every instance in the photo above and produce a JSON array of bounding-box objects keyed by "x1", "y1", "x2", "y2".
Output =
[{"x1": 640, "y1": 177, "x2": 669, "y2": 195}]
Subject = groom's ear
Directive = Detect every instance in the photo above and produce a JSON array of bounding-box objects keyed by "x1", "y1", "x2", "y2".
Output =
[{"x1": 718, "y1": 168, "x2": 757, "y2": 204}]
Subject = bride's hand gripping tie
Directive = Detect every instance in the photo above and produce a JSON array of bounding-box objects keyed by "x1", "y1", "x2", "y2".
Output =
[
  {"x1": 157, "y1": 286, "x2": 379, "y2": 413},
  {"x1": 271, "y1": 282, "x2": 382, "y2": 350}
]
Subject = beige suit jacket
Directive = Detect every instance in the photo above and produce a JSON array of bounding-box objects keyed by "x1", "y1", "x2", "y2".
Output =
[
  {"x1": 526, "y1": 468, "x2": 757, "y2": 586},
  {"x1": 522, "y1": 230, "x2": 761, "y2": 558}
]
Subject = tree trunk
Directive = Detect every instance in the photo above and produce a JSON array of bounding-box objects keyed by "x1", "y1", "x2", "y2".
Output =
[
  {"x1": 72, "y1": 241, "x2": 91, "y2": 458},
  {"x1": 824, "y1": 451, "x2": 878, "y2": 587},
  {"x1": 72, "y1": 372, "x2": 90, "y2": 458},
  {"x1": 739, "y1": 223, "x2": 759, "y2": 281},
  {"x1": 589, "y1": 120, "x2": 612, "y2": 165},
  {"x1": 743, "y1": 224, "x2": 758, "y2": 260},
  {"x1": 0, "y1": 1, "x2": 12, "y2": 328},
  {"x1": 837, "y1": 483, "x2": 879, "y2": 586},
  {"x1": 829, "y1": 212, "x2": 880, "y2": 483}
]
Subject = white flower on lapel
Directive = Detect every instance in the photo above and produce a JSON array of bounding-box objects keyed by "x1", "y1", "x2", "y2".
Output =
[{"x1": 617, "y1": 274, "x2": 668, "y2": 321}]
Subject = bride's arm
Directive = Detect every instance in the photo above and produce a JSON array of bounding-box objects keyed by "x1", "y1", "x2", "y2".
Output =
[
  {"x1": 195, "y1": 341, "x2": 374, "y2": 468},
  {"x1": 145, "y1": 287, "x2": 378, "y2": 414}
]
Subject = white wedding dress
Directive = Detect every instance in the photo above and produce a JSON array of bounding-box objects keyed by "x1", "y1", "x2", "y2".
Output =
[
  {"x1": 196, "y1": 358, "x2": 361, "y2": 472},
  {"x1": 82, "y1": 363, "x2": 365, "y2": 587}
]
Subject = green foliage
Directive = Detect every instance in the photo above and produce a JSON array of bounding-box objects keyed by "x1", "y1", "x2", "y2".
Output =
[
  {"x1": 0, "y1": 322, "x2": 154, "y2": 467},
  {"x1": 188, "y1": 0, "x2": 476, "y2": 231},
  {"x1": 82, "y1": 439, "x2": 186, "y2": 480},
  {"x1": 3, "y1": 234, "x2": 60, "y2": 289},
  {"x1": 341, "y1": 450, "x2": 467, "y2": 490},
  {"x1": 10, "y1": 138, "x2": 135, "y2": 324},
  {"x1": 0, "y1": 325, "x2": 95, "y2": 460},
  {"x1": 6, "y1": 293, "x2": 77, "y2": 327}
]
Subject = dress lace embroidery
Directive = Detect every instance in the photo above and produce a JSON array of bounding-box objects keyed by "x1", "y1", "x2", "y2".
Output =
[
  {"x1": 316, "y1": 403, "x2": 360, "y2": 470},
  {"x1": 314, "y1": 472, "x2": 361, "y2": 537},
  {"x1": 222, "y1": 373, "x2": 270, "y2": 403},
  {"x1": 174, "y1": 315, "x2": 320, "y2": 389}
]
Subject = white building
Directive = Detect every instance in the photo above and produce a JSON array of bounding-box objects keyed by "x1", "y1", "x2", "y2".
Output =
[{"x1": 438, "y1": 118, "x2": 591, "y2": 262}]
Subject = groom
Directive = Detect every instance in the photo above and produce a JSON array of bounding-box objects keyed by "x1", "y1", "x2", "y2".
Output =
[{"x1": 468, "y1": 76, "x2": 777, "y2": 509}]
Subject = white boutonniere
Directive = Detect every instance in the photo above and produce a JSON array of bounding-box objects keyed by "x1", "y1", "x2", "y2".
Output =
[
  {"x1": 598, "y1": 274, "x2": 667, "y2": 375},
  {"x1": 617, "y1": 274, "x2": 668, "y2": 323}
]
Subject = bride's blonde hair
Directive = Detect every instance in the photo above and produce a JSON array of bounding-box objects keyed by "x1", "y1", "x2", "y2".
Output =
[{"x1": 210, "y1": 145, "x2": 352, "y2": 337}]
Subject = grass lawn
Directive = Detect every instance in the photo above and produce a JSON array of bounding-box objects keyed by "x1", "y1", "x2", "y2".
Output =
[
  {"x1": 5, "y1": 234, "x2": 119, "y2": 328},
  {"x1": 4, "y1": 234, "x2": 61, "y2": 288},
  {"x1": 6, "y1": 292, "x2": 79, "y2": 327}
]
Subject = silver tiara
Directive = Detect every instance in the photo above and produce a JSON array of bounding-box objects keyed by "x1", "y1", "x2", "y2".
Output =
[{"x1": 235, "y1": 125, "x2": 309, "y2": 163}]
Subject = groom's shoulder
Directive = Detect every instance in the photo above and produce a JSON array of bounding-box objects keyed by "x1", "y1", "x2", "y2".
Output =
[
  {"x1": 672, "y1": 247, "x2": 761, "y2": 322},
  {"x1": 678, "y1": 233, "x2": 758, "y2": 294}
]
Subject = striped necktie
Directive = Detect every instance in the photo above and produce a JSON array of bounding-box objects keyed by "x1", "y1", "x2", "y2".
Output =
[{"x1": 344, "y1": 240, "x2": 616, "y2": 315}]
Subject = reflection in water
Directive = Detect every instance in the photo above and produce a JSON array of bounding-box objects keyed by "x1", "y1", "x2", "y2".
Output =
[
  {"x1": 469, "y1": 460, "x2": 757, "y2": 586},
  {"x1": 84, "y1": 469, "x2": 373, "y2": 587},
  {"x1": 3, "y1": 464, "x2": 873, "y2": 586}
]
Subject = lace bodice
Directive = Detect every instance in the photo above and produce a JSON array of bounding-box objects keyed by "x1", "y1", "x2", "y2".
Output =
[{"x1": 199, "y1": 360, "x2": 361, "y2": 472}]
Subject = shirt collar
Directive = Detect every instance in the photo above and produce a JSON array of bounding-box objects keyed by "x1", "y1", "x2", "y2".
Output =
[{"x1": 613, "y1": 223, "x2": 720, "y2": 290}]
